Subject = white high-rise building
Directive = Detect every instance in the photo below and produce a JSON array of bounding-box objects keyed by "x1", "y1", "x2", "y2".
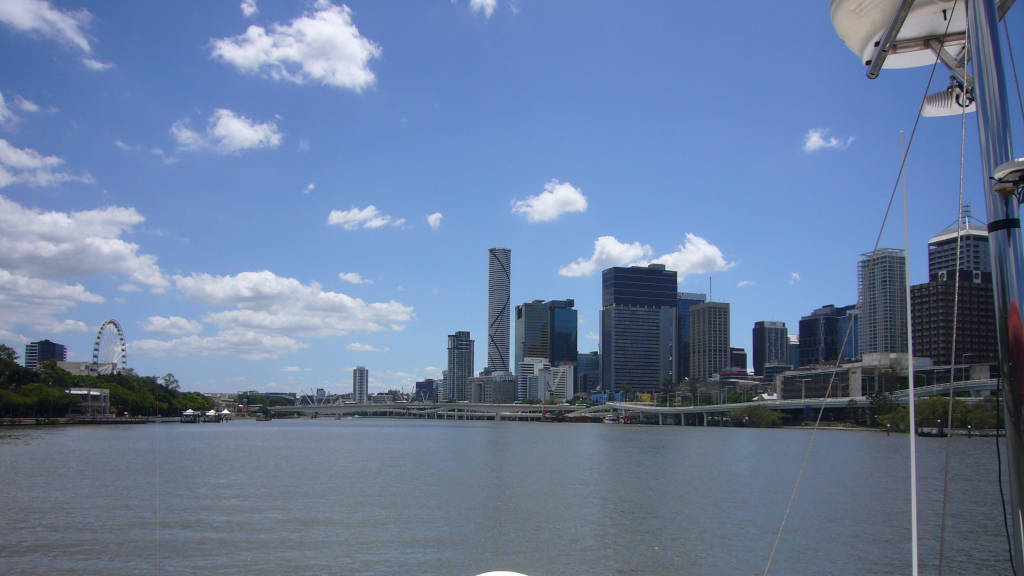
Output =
[
  {"x1": 517, "y1": 357, "x2": 550, "y2": 402},
  {"x1": 927, "y1": 206, "x2": 990, "y2": 276},
  {"x1": 858, "y1": 248, "x2": 907, "y2": 355},
  {"x1": 353, "y1": 366, "x2": 368, "y2": 404},
  {"x1": 550, "y1": 364, "x2": 574, "y2": 402},
  {"x1": 488, "y1": 248, "x2": 511, "y2": 372}
]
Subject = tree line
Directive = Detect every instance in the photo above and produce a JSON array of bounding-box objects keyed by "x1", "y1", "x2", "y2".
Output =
[{"x1": 0, "y1": 344, "x2": 212, "y2": 418}]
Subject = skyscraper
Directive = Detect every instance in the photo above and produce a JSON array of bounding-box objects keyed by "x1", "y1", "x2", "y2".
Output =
[
  {"x1": 911, "y1": 217, "x2": 997, "y2": 365},
  {"x1": 24, "y1": 339, "x2": 66, "y2": 369},
  {"x1": 517, "y1": 357, "x2": 550, "y2": 402},
  {"x1": 353, "y1": 366, "x2": 368, "y2": 404},
  {"x1": 676, "y1": 292, "x2": 706, "y2": 382},
  {"x1": 858, "y1": 249, "x2": 907, "y2": 355},
  {"x1": 799, "y1": 304, "x2": 859, "y2": 366},
  {"x1": 487, "y1": 248, "x2": 511, "y2": 373},
  {"x1": 690, "y1": 302, "x2": 730, "y2": 381},
  {"x1": 514, "y1": 299, "x2": 577, "y2": 368},
  {"x1": 601, "y1": 264, "x2": 677, "y2": 394},
  {"x1": 446, "y1": 331, "x2": 475, "y2": 402},
  {"x1": 752, "y1": 321, "x2": 788, "y2": 376},
  {"x1": 928, "y1": 207, "x2": 991, "y2": 276},
  {"x1": 576, "y1": 351, "x2": 600, "y2": 393}
]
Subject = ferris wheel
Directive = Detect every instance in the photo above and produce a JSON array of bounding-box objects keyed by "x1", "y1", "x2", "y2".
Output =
[{"x1": 92, "y1": 319, "x2": 127, "y2": 375}]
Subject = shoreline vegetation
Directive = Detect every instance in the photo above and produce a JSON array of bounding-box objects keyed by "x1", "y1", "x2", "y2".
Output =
[{"x1": 1, "y1": 344, "x2": 213, "y2": 419}]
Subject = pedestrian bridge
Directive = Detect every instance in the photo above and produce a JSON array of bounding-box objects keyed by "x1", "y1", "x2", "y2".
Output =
[
  {"x1": 270, "y1": 379, "x2": 998, "y2": 423},
  {"x1": 270, "y1": 401, "x2": 586, "y2": 421}
]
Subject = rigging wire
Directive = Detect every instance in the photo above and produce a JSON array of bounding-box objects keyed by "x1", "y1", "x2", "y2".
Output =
[
  {"x1": 762, "y1": 4, "x2": 960, "y2": 575},
  {"x1": 936, "y1": 63, "x2": 969, "y2": 576}
]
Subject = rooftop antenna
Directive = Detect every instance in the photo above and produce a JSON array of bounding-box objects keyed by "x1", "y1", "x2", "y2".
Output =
[{"x1": 708, "y1": 276, "x2": 713, "y2": 302}]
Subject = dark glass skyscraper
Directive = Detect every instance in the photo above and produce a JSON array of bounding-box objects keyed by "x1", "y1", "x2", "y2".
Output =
[
  {"x1": 576, "y1": 351, "x2": 600, "y2": 393},
  {"x1": 676, "y1": 292, "x2": 706, "y2": 381},
  {"x1": 752, "y1": 321, "x2": 788, "y2": 376},
  {"x1": 601, "y1": 264, "x2": 677, "y2": 394},
  {"x1": 24, "y1": 339, "x2": 66, "y2": 369},
  {"x1": 514, "y1": 299, "x2": 578, "y2": 368},
  {"x1": 445, "y1": 331, "x2": 474, "y2": 401},
  {"x1": 799, "y1": 304, "x2": 858, "y2": 366}
]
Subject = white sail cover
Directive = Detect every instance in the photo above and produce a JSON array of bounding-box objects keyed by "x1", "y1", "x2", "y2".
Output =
[{"x1": 830, "y1": 0, "x2": 966, "y2": 69}]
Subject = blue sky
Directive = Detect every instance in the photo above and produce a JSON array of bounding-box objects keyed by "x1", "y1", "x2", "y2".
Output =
[{"x1": 1, "y1": 1, "x2": 1022, "y2": 394}]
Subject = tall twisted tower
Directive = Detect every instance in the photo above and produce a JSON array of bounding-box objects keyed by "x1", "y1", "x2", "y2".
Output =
[{"x1": 488, "y1": 248, "x2": 511, "y2": 372}]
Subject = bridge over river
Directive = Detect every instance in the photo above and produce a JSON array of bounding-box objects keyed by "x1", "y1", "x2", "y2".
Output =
[{"x1": 270, "y1": 379, "x2": 998, "y2": 425}]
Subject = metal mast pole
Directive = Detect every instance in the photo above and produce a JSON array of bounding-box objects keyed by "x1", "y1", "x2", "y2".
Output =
[{"x1": 968, "y1": 1, "x2": 1024, "y2": 573}]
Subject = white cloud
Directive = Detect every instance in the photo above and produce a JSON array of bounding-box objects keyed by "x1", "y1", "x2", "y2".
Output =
[
  {"x1": 650, "y1": 233, "x2": 735, "y2": 281},
  {"x1": 585, "y1": 331, "x2": 598, "y2": 341},
  {"x1": 469, "y1": 0, "x2": 497, "y2": 17},
  {"x1": 297, "y1": 138, "x2": 310, "y2": 151},
  {"x1": 558, "y1": 236, "x2": 651, "y2": 277},
  {"x1": 172, "y1": 269, "x2": 413, "y2": 340},
  {"x1": 81, "y1": 57, "x2": 113, "y2": 71},
  {"x1": 347, "y1": 342, "x2": 390, "y2": 352},
  {"x1": 303, "y1": 182, "x2": 315, "y2": 194},
  {"x1": 150, "y1": 147, "x2": 179, "y2": 165},
  {"x1": 118, "y1": 283, "x2": 141, "y2": 292},
  {"x1": 114, "y1": 139, "x2": 139, "y2": 151},
  {"x1": 512, "y1": 179, "x2": 587, "y2": 223},
  {"x1": 802, "y1": 128, "x2": 853, "y2": 153},
  {"x1": 426, "y1": 212, "x2": 443, "y2": 230},
  {"x1": 127, "y1": 269, "x2": 413, "y2": 359},
  {"x1": 789, "y1": 272, "x2": 801, "y2": 285},
  {"x1": 737, "y1": 280, "x2": 756, "y2": 288},
  {"x1": 210, "y1": 1, "x2": 381, "y2": 91},
  {"x1": 338, "y1": 272, "x2": 371, "y2": 284},
  {"x1": 133, "y1": 331, "x2": 308, "y2": 361},
  {"x1": 0, "y1": 195, "x2": 168, "y2": 291},
  {"x1": 143, "y1": 315, "x2": 203, "y2": 336},
  {"x1": 559, "y1": 233, "x2": 733, "y2": 281},
  {"x1": 327, "y1": 205, "x2": 404, "y2": 230},
  {"x1": 0, "y1": 92, "x2": 14, "y2": 125},
  {"x1": 0, "y1": 0, "x2": 94, "y2": 54},
  {"x1": 0, "y1": 138, "x2": 92, "y2": 187},
  {"x1": 171, "y1": 109, "x2": 282, "y2": 155},
  {"x1": 240, "y1": 0, "x2": 259, "y2": 18},
  {"x1": 0, "y1": 269, "x2": 101, "y2": 335},
  {"x1": 1, "y1": 91, "x2": 41, "y2": 124},
  {"x1": 281, "y1": 365, "x2": 310, "y2": 372},
  {"x1": 11, "y1": 94, "x2": 39, "y2": 113}
]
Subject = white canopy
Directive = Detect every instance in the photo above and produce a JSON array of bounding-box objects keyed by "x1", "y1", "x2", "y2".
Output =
[{"x1": 182, "y1": 409, "x2": 196, "y2": 415}]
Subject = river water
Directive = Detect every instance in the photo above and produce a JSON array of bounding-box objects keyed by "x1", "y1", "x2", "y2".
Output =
[{"x1": 0, "y1": 419, "x2": 1010, "y2": 575}]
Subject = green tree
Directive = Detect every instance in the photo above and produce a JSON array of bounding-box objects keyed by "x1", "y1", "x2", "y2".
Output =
[
  {"x1": 878, "y1": 406, "x2": 910, "y2": 432},
  {"x1": 0, "y1": 344, "x2": 18, "y2": 363},
  {"x1": 161, "y1": 373, "x2": 180, "y2": 392},
  {"x1": 731, "y1": 405, "x2": 782, "y2": 428}
]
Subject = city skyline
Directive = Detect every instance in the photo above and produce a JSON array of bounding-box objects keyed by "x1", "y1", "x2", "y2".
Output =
[{"x1": 1, "y1": 2, "x2": 1021, "y2": 393}]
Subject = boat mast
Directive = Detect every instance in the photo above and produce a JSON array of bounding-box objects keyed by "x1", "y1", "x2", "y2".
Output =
[{"x1": 968, "y1": 1, "x2": 1023, "y2": 573}]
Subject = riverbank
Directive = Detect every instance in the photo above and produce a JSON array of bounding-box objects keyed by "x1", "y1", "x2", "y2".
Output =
[{"x1": 0, "y1": 416, "x2": 150, "y2": 426}]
